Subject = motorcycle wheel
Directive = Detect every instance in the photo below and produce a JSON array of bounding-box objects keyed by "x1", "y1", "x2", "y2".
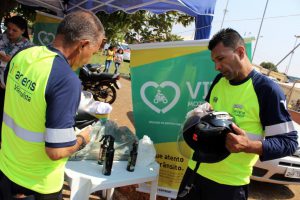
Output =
[{"x1": 93, "y1": 82, "x2": 117, "y2": 104}]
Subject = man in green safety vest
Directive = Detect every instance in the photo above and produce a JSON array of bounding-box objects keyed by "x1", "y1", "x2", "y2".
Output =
[
  {"x1": 177, "y1": 28, "x2": 298, "y2": 200},
  {"x1": 0, "y1": 10, "x2": 105, "y2": 199}
]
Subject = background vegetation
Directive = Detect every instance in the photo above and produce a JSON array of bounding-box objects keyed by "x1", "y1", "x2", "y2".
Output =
[{"x1": 260, "y1": 61, "x2": 278, "y2": 72}]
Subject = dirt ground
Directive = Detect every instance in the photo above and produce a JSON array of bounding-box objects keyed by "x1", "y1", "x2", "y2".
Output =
[{"x1": 63, "y1": 77, "x2": 300, "y2": 200}]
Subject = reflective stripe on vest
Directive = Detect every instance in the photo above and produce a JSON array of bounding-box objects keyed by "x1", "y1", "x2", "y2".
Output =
[
  {"x1": 3, "y1": 111, "x2": 76, "y2": 144},
  {"x1": 3, "y1": 112, "x2": 44, "y2": 142},
  {"x1": 265, "y1": 121, "x2": 295, "y2": 136}
]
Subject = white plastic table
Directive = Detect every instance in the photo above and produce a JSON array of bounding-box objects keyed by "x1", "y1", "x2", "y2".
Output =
[{"x1": 64, "y1": 160, "x2": 159, "y2": 200}]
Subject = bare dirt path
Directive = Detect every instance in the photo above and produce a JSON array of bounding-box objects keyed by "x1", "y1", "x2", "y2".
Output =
[
  {"x1": 109, "y1": 76, "x2": 135, "y2": 133},
  {"x1": 64, "y1": 77, "x2": 300, "y2": 200}
]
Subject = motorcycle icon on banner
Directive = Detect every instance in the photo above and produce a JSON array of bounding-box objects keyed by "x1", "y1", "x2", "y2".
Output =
[
  {"x1": 154, "y1": 90, "x2": 168, "y2": 104},
  {"x1": 140, "y1": 81, "x2": 180, "y2": 114}
]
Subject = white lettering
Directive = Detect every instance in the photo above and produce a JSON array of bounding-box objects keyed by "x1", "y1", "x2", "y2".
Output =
[
  {"x1": 186, "y1": 81, "x2": 212, "y2": 100},
  {"x1": 186, "y1": 82, "x2": 201, "y2": 99},
  {"x1": 202, "y1": 81, "x2": 210, "y2": 99}
]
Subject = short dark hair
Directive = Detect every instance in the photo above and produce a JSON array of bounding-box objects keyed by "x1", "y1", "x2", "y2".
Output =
[
  {"x1": 108, "y1": 46, "x2": 115, "y2": 50},
  {"x1": 208, "y1": 28, "x2": 245, "y2": 51},
  {"x1": 6, "y1": 16, "x2": 29, "y2": 39},
  {"x1": 117, "y1": 48, "x2": 123, "y2": 54},
  {"x1": 56, "y1": 10, "x2": 105, "y2": 46}
]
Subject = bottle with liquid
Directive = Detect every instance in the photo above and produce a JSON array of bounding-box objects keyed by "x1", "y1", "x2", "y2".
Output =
[
  {"x1": 98, "y1": 135, "x2": 108, "y2": 165},
  {"x1": 102, "y1": 135, "x2": 115, "y2": 176},
  {"x1": 127, "y1": 140, "x2": 138, "y2": 172}
]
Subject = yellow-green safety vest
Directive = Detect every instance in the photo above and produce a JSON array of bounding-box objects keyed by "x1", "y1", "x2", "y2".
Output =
[
  {"x1": 0, "y1": 46, "x2": 68, "y2": 194},
  {"x1": 189, "y1": 76, "x2": 264, "y2": 186}
]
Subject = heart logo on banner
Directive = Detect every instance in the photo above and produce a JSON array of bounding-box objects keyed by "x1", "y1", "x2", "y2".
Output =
[
  {"x1": 140, "y1": 81, "x2": 180, "y2": 113},
  {"x1": 38, "y1": 31, "x2": 55, "y2": 45}
]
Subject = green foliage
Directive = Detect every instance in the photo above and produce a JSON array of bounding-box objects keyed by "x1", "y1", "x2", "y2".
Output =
[
  {"x1": 0, "y1": 0, "x2": 37, "y2": 32},
  {"x1": 260, "y1": 62, "x2": 278, "y2": 72},
  {"x1": 96, "y1": 10, "x2": 194, "y2": 44},
  {"x1": 0, "y1": 0, "x2": 18, "y2": 33}
]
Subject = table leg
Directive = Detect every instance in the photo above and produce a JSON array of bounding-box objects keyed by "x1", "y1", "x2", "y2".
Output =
[
  {"x1": 105, "y1": 188, "x2": 114, "y2": 200},
  {"x1": 149, "y1": 178, "x2": 158, "y2": 200},
  {"x1": 69, "y1": 177, "x2": 92, "y2": 200}
]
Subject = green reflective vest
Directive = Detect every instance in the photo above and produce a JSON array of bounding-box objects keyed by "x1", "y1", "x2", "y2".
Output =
[
  {"x1": 189, "y1": 76, "x2": 263, "y2": 185},
  {"x1": 0, "y1": 46, "x2": 67, "y2": 194}
]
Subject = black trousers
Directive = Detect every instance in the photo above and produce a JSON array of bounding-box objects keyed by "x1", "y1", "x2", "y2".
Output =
[
  {"x1": 176, "y1": 167, "x2": 248, "y2": 200},
  {"x1": 0, "y1": 171, "x2": 62, "y2": 200}
]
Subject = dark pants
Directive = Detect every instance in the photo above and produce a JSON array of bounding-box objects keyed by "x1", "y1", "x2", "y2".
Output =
[
  {"x1": 104, "y1": 60, "x2": 112, "y2": 73},
  {"x1": 176, "y1": 167, "x2": 248, "y2": 200},
  {"x1": 0, "y1": 171, "x2": 62, "y2": 200},
  {"x1": 114, "y1": 62, "x2": 121, "y2": 74}
]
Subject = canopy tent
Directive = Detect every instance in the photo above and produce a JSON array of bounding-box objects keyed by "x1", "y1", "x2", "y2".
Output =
[
  {"x1": 16, "y1": 0, "x2": 217, "y2": 39},
  {"x1": 194, "y1": 14, "x2": 214, "y2": 40}
]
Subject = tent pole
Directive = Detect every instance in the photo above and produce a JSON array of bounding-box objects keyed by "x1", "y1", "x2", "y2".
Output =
[
  {"x1": 220, "y1": 0, "x2": 230, "y2": 29},
  {"x1": 252, "y1": 0, "x2": 269, "y2": 62}
]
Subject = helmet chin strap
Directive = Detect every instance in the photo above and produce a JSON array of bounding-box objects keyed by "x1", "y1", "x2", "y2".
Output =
[
  {"x1": 177, "y1": 161, "x2": 201, "y2": 198},
  {"x1": 177, "y1": 111, "x2": 234, "y2": 198}
]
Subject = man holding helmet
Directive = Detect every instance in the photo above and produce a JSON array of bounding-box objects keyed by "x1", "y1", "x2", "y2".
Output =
[{"x1": 177, "y1": 28, "x2": 298, "y2": 200}]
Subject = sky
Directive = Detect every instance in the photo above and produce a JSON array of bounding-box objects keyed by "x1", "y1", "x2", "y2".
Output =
[{"x1": 172, "y1": 0, "x2": 300, "y2": 78}]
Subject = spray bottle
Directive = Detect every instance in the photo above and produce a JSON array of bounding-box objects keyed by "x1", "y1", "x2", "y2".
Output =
[
  {"x1": 102, "y1": 135, "x2": 115, "y2": 176},
  {"x1": 98, "y1": 135, "x2": 109, "y2": 165},
  {"x1": 127, "y1": 140, "x2": 138, "y2": 172}
]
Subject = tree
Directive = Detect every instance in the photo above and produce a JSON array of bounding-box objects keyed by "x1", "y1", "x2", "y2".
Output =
[
  {"x1": 0, "y1": 0, "x2": 18, "y2": 33},
  {"x1": 96, "y1": 10, "x2": 194, "y2": 44},
  {"x1": 0, "y1": 0, "x2": 46, "y2": 33},
  {"x1": 260, "y1": 62, "x2": 278, "y2": 72}
]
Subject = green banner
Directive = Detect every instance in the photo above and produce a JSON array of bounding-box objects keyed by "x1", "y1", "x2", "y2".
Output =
[
  {"x1": 130, "y1": 41, "x2": 216, "y2": 197},
  {"x1": 130, "y1": 40, "x2": 252, "y2": 198},
  {"x1": 33, "y1": 11, "x2": 62, "y2": 46}
]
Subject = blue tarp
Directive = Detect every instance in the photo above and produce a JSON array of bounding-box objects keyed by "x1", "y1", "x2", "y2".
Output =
[
  {"x1": 194, "y1": 14, "x2": 214, "y2": 40},
  {"x1": 17, "y1": 0, "x2": 217, "y2": 39}
]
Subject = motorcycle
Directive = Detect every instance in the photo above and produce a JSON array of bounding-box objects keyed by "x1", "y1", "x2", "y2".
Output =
[{"x1": 79, "y1": 64, "x2": 121, "y2": 104}]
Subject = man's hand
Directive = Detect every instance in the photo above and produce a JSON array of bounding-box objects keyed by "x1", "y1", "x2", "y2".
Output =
[
  {"x1": 225, "y1": 123, "x2": 263, "y2": 155},
  {"x1": 186, "y1": 102, "x2": 213, "y2": 119},
  {"x1": 78, "y1": 125, "x2": 92, "y2": 144}
]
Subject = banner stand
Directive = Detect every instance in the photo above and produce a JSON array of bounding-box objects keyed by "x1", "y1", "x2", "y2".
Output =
[
  {"x1": 136, "y1": 183, "x2": 177, "y2": 199},
  {"x1": 129, "y1": 40, "x2": 217, "y2": 198}
]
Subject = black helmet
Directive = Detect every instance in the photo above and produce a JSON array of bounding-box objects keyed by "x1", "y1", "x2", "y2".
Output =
[{"x1": 177, "y1": 111, "x2": 233, "y2": 163}]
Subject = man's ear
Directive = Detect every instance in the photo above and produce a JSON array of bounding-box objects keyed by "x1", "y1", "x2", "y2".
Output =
[
  {"x1": 80, "y1": 40, "x2": 90, "y2": 49},
  {"x1": 236, "y1": 46, "x2": 245, "y2": 59}
]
